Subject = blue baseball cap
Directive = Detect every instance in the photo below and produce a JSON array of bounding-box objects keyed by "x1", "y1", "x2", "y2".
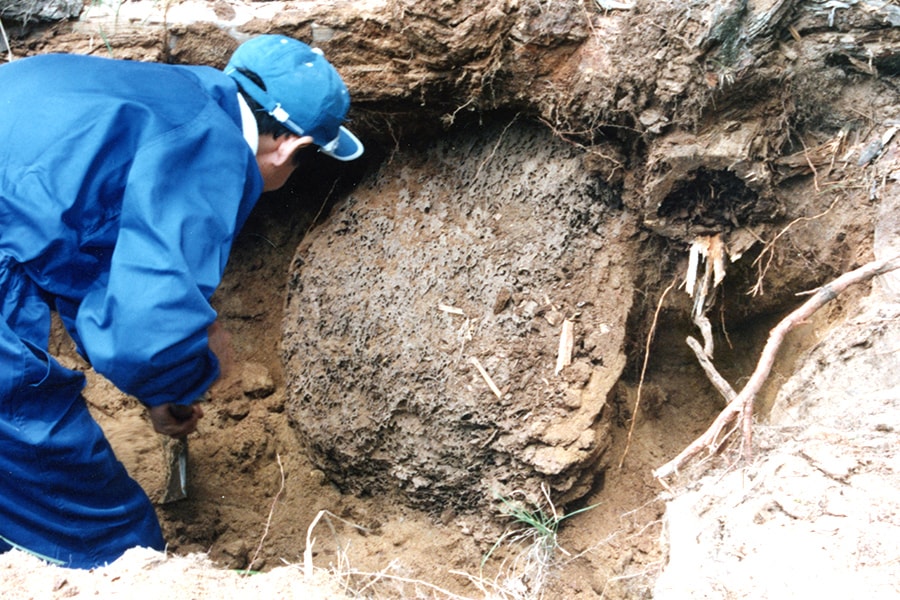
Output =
[{"x1": 225, "y1": 35, "x2": 363, "y2": 161}]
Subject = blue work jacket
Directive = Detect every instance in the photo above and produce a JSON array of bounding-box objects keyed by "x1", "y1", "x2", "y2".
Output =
[{"x1": 0, "y1": 53, "x2": 263, "y2": 407}]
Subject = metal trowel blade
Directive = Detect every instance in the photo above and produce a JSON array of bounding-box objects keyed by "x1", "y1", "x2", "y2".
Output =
[{"x1": 161, "y1": 436, "x2": 188, "y2": 503}]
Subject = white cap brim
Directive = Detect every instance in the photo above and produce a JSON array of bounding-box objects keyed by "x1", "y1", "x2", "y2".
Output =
[{"x1": 320, "y1": 126, "x2": 364, "y2": 161}]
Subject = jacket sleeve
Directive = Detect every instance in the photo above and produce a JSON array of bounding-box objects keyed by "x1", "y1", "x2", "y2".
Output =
[{"x1": 74, "y1": 115, "x2": 261, "y2": 407}]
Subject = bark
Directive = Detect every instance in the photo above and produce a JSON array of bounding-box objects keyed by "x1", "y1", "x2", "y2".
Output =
[{"x1": 1, "y1": 0, "x2": 81, "y2": 22}]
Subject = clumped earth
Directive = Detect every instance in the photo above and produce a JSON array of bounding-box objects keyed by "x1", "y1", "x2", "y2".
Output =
[
  {"x1": 2, "y1": 0, "x2": 900, "y2": 598},
  {"x1": 284, "y1": 118, "x2": 634, "y2": 518}
]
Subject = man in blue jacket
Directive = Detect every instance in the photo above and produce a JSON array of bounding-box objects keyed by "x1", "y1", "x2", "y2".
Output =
[{"x1": 0, "y1": 34, "x2": 363, "y2": 568}]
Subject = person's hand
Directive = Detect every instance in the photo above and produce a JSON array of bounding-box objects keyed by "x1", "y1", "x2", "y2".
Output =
[{"x1": 148, "y1": 402, "x2": 204, "y2": 438}]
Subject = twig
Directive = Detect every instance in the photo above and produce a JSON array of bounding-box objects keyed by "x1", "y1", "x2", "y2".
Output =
[
  {"x1": 596, "y1": 0, "x2": 635, "y2": 10},
  {"x1": 799, "y1": 135, "x2": 821, "y2": 192},
  {"x1": 687, "y1": 235, "x2": 726, "y2": 356},
  {"x1": 247, "y1": 233, "x2": 277, "y2": 249},
  {"x1": 469, "y1": 356, "x2": 503, "y2": 399},
  {"x1": 654, "y1": 252, "x2": 900, "y2": 481},
  {"x1": 247, "y1": 453, "x2": 285, "y2": 571},
  {"x1": 303, "y1": 179, "x2": 339, "y2": 241},
  {"x1": 619, "y1": 277, "x2": 677, "y2": 469},
  {"x1": 694, "y1": 312, "x2": 715, "y2": 358},
  {"x1": 443, "y1": 98, "x2": 475, "y2": 127}
]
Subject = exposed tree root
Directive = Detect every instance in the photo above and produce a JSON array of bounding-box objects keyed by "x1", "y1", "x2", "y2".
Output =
[
  {"x1": 685, "y1": 336, "x2": 736, "y2": 406},
  {"x1": 748, "y1": 197, "x2": 839, "y2": 297},
  {"x1": 248, "y1": 453, "x2": 285, "y2": 572},
  {"x1": 654, "y1": 252, "x2": 900, "y2": 483},
  {"x1": 619, "y1": 277, "x2": 677, "y2": 469}
]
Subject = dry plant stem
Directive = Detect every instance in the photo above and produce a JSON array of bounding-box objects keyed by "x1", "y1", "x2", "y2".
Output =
[
  {"x1": 303, "y1": 510, "x2": 327, "y2": 580},
  {"x1": 303, "y1": 510, "x2": 372, "y2": 581},
  {"x1": 800, "y1": 135, "x2": 821, "y2": 192},
  {"x1": 619, "y1": 278, "x2": 677, "y2": 469},
  {"x1": 351, "y1": 570, "x2": 472, "y2": 600},
  {"x1": 654, "y1": 252, "x2": 900, "y2": 481}
]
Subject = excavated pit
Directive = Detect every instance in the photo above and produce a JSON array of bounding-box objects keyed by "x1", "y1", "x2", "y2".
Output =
[{"x1": 6, "y1": 0, "x2": 900, "y2": 597}]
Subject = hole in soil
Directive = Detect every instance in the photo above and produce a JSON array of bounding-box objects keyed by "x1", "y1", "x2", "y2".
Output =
[{"x1": 657, "y1": 167, "x2": 759, "y2": 232}]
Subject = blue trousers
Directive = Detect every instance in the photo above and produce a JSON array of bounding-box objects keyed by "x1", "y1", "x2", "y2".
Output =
[{"x1": 0, "y1": 258, "x2": 164, "y2": 568}]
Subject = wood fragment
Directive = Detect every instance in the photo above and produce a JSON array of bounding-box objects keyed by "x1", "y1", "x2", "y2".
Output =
[
  {"x1": 687, "y1": 235, "x2": 725, "y2": 357},
  {"x1": 469, "y1": 356, "x2": 503, "y2": 399},
  {"x1": 685, "y1": 241, "x2": 701, "y2": 297},
  {"x1": 0, "y1": 18, "x2": 11, "y2": 61},
  {"x1": 555, "y1": 319, "x2": 574, "y2": 375},
  {"x1": 595, "y1": 0, "x2": 635, "y2": 11},
  {"x1": 709, "y1": 235, "x2": 726, "y2": 288},
  {"x1": 438, "y1": 303, "x2": 465, "y2": 316}
]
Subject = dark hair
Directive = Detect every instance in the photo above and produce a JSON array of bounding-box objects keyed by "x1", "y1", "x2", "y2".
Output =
[{"x1": 234, "y1": 68, "x2": 294, "y2": 139}]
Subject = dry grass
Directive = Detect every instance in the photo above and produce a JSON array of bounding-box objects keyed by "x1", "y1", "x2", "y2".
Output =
[{"x1": 299, "y1": 483, "x2": 599, "y2": 600}]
